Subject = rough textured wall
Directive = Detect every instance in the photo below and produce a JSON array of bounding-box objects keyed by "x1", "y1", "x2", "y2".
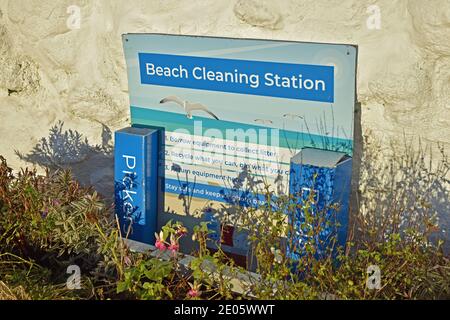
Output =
[
  {"x1": 0, "y1": 0, "x2": 448, "y2": 240},
  {"x1": 0, "y1": 0, "x2": 449, "y2": 164}
]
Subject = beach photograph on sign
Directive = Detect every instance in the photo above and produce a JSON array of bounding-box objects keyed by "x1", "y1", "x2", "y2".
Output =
[{"x1": 0, "y1": 0, "x2": 448, "y2": 304}]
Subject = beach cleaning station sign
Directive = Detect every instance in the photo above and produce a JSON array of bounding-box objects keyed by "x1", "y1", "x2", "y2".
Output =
[{"x1": 122, "y1": 33, "x2": 357, "y2": 228}]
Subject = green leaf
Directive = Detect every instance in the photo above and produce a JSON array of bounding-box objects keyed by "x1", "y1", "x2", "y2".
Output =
[{"x1": 116, "y1": 281, "x2": 128, "y2": 293}]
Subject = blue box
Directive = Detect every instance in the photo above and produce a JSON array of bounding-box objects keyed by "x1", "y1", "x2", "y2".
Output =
[
  {"x1": 114, "y1": 127, "x2": 159, "y2": 245},
  {"x1": 288, "y1": 148, "x2": 352, "y2": 261}
]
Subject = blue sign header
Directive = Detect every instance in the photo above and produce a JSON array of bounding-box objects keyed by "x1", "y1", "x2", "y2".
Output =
[{"x1": 138, "y1": 53, "x2": 334, "y2": 103}]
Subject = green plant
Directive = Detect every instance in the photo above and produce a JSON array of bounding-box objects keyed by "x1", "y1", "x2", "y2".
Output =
[
  {"x1": 0, "y1": 128, "x2": 448, "y2": 301},
  {"x1": 0, "y1": 163, "x2": 110, "y2": 259},
  {"x1": 189, "y1": 221, "x2": 238, "y2": 299},
  {"x1": 0, "y1": 252, "x2": 94, "y2": 300},
  {"x1": 0, "y1": 156, "x2": 123, "y2": 298},
  {"x1": 117, "y1": 256, "x2": 175, "y2": 299},
  {"x1": 116, "y1": 220, "x2": 189, "y2": 299}
]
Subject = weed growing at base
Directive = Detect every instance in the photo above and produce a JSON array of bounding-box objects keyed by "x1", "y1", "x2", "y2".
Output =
[{"x1": 0, "y1": 132, "x2": 448, "y2": 299}]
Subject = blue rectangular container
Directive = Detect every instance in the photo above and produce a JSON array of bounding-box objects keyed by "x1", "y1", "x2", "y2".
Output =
[
  {"x1": 114, "y1": 127, "x2": 159, "y2": 245},
  {"x1": 288, "y1": 148, "x2": 352, "y2": 261}
]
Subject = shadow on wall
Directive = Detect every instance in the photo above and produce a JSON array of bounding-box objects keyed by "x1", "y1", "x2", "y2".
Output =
[
  {"x1": 15, "y1": 120, "x2": 449, "y2": 254},
  {"x1": 15, "y1": 121, "x2": 115, "y2": 202},
  {"x1": 348, "y1": 102, "x2": 363, "y2": 242},
  {"x1": 357, "y1": 131, "x2": 450, "y2": 254}
]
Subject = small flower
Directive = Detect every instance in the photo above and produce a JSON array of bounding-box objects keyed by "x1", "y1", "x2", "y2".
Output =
[
  {"x1": 124, "y1": 255, "x2": 132, "y2": 267},
  {"x1": 169, "y1": 235, "x2": 180, "y2": 251},
  {"x1": 155, "y1": 239, "x2": 166, "y2": 251},
  {"x1": 168, "y1": 235, "x2": 179, "y2": 256},
  {"x1": 154, "y1": 231, "x2": 167, "y2": 251},
  {"x1": 188, "y1": 288, "x2": 200, "y2": 298},
  {"x1": 176, "y1": 226, "x2": 188, "y2": 237},
  {"x1": 52, "y1": 199, "x2": 61, "y2": 206},
  {"x1": 187, "y1": 282, "x2": 201, "y2": 298}
]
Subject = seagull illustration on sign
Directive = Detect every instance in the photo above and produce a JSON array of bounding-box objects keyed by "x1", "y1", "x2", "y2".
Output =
[
  {"x1": 254, "y1": 119, "x2": 273, "y2": 125},
  {"x1": 283, "y1": 113, "x2": 304, "y2": 120},
  {"x1": 159, "y1": 95, "x2": 219, "y2": 120}
]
